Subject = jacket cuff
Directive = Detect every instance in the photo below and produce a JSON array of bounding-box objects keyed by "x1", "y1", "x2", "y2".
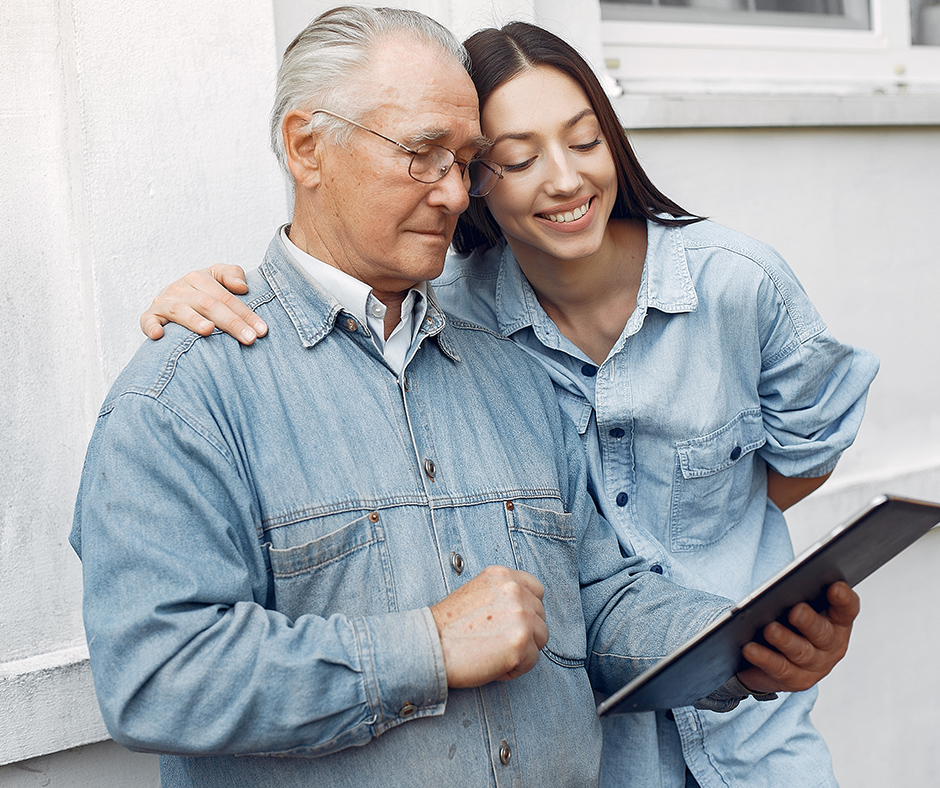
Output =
[
  {"x1": 692, "y1": 674, "x2": 778, "y2": 713},
  {"x1": 353, "y1": 607, "x2": 448, "y2": 735}
]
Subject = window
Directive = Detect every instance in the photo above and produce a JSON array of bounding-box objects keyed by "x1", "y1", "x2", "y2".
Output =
[
  {"x1": 601, "y1": 0, "x2": 940, "y2": 127},
  {"x1": 603, "y1": 0, "x2": 871, "y2": 31}
]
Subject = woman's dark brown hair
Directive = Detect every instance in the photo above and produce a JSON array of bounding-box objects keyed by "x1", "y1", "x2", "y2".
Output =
[{"x1": 452, "y1": 22, "x2": 702, "y2": 254}]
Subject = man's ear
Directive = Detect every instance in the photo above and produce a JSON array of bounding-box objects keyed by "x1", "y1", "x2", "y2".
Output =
[{"x1": 283, "y1": 110, "x2": 322, "y2": 188}]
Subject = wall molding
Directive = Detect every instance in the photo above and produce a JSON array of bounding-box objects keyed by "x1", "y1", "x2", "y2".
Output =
[
  {"x1": 613, "y1": 91, "x2": 940, "y2": 129},
  {"x1": 0, "y1": 645, "x2": 108, "y2": 766}
]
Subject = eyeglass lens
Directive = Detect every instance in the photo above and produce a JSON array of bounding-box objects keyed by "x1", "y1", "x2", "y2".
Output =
[{"x1": 409, "y1": 145, "x2": 500, "y2": 197}]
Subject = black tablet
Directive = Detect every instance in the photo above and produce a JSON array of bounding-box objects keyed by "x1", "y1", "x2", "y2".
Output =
[{"x1": 596, "y1": 494, "x2": 940, "y2": 716}]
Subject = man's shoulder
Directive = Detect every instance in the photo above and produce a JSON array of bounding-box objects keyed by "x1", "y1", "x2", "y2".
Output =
[
  {"x1": 432, "y1": 246, "x2": 503, "y2": 330},
  {"x1": 438, "y1": 311, "x2": 551, "y2": 383},
  {"x1": 99, "y1": 327, "x2": 244, "y2": 418},
  {"x1": 100, "y1": 265, "x2": 281, "y2": 418}
]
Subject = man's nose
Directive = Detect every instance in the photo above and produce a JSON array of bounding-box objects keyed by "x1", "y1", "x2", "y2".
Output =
[{"x1": 427, "y1": 163, "x2": 471, "y2": 214}]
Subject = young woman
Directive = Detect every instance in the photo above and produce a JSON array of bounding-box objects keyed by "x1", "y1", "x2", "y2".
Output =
[{"x1": 140, "y1": 22, "x2": 878, "y2": 788}]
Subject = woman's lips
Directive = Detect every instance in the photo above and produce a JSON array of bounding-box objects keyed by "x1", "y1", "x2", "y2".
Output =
[{"x1": 535, "y1": 197, "x2": 595, "y2": 232}]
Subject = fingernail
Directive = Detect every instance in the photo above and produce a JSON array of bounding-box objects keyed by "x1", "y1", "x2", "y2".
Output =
[{"x1": 241, "y1": 328, "x2": 257, "y2": 343}]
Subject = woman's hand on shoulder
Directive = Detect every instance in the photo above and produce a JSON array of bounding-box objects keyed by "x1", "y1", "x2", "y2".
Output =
[{"x1": 140, "y1": 264, "x2": 267, "y2": 345}]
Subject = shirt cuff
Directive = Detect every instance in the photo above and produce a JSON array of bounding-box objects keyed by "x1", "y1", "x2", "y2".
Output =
[
  {"x1": 352, "y1": 607, "x2": 448, "y2": 735},
  {"x1": 692, "y1": 675, "x2": 779, "y2": 713}
]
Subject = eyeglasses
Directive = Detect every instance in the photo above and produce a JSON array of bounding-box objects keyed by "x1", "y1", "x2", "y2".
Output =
[{"x1": 311, "y1": 109, "x2": 503, "y2": 197}]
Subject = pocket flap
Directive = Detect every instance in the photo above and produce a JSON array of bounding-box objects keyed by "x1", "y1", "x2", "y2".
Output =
[{"x1": 676, "y1": 409, "x2": 765, "y2": 478}]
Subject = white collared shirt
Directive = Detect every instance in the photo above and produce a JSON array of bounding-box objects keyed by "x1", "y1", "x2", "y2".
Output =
[{"x1": 281, "y1": 227, "x2": 427, "y2": 375}]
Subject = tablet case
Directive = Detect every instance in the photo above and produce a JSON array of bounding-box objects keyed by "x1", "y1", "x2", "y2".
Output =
[{"x1": 596, "y1": 494, "x2": 940, "y2": 716}]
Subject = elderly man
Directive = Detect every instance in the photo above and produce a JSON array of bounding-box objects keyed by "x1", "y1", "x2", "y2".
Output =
[{"x1": 72, "y1": 7, "x2": 856, "y2": 788}]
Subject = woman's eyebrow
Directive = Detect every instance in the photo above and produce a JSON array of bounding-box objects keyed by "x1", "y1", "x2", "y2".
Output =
[
  {"x1": 564, "y1": 108, "x2": 596, "y2": 129},
  {"x1": 489, "y1": 108, "x2": 596, "y2": 146}
]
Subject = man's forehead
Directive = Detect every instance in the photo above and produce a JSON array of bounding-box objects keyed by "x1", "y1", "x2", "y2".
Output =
[{"x1": 364, "y1": 36, "x2": 481, "y2": 142}]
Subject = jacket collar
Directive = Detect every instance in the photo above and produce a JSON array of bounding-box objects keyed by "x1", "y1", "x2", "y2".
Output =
[{"x1": 258, "y1": 227, "x2": 458, "y2": 361}]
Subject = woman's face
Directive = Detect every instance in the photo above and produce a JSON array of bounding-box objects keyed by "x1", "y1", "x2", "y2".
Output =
[{"x1": 481, "y1": 65, "x2": 618, "y2": 270}]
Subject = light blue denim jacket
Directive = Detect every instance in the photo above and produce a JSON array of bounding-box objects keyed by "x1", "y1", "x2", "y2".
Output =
[
  {"x1": 435, "y1": 219, "x2": 879, "y2": 788},
  {"x1": 71, "y1": 230, "x2": 731, "y2": 788}
]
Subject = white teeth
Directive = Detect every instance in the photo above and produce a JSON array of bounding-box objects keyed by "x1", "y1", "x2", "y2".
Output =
[{"x1": 544, "y1": 200, "x2": 590, "y2": 223}]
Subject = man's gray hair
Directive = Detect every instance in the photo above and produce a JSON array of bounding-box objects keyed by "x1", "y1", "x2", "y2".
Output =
[{"x1": 270, "y1": 5, "x2": 470, "y2": 174}]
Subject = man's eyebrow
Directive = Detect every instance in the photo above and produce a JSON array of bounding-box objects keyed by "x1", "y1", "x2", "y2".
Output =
[
  {"x1": 409, "y1": 128, "x2": 491, "y2": 152},
  {"x1": 490, "y1": 108, "x2": 596, "y2": 146}
]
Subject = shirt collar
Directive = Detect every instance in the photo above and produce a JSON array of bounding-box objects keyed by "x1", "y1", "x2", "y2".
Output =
[
  {"x1": 643, "y1": 218, "x2": 698, "y2": 314},
  {"x1": 260, "y1": 227, "x2": 456, "y2": 361},
  {"x1": 280, "y1": 226, "x2": 428, "y2": 332},
  {"x1": 493, "y1": 219, "x2": 698, "y2": 344}
]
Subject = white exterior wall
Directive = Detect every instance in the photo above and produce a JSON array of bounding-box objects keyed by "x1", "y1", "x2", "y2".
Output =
[
  {"x1": 0, "y1": 0, "x2": 286, "y2": 782},
  {"x1": 1, "y1": 1, "x2": 938, "y2": 785}
]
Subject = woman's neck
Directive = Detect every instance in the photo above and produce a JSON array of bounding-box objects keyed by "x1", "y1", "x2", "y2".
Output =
[{"x1": 511, "y1": 218, "x2": 647, "y2": 365}]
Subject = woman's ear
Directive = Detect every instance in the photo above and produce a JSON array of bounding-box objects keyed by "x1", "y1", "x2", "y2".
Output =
[{"x1": 283, "y1": 110, "x2": 322, "y2": 189}]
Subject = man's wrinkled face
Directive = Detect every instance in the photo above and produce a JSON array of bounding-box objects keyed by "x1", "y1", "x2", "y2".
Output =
[{"x1": 303, "y1": 38, "x2": 485, "y2": 300}]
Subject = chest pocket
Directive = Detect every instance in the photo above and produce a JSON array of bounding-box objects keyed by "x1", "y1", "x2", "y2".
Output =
[
  {"x1": 670, "y1": 409, "x2": 765, "y2": 552},
  {"x1": 506, "y1": 500, "x2": 586, "y2": 667},
  {"x1": 266, "y1": 511, "x2": 396, "y2": 622}
]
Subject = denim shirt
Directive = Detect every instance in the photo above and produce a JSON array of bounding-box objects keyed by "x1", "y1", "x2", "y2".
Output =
[
  {"x1": 435, "y1": 219, "x2": 879, "y2": 788},
  {"x1": 71, "y1": 230, "x2": 730, "y2": 788}
]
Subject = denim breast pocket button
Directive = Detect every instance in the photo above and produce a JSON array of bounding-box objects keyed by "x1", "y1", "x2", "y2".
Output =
[{"x1": 671, "y1": 409, "x2": 765, "y2": 552}]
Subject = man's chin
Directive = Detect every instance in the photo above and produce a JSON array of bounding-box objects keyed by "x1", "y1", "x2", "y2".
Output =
[{"x1": 405, "y1": 237, "x2": 451, "y2": 271}]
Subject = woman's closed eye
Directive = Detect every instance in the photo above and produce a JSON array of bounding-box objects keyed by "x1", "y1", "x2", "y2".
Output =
[
  {"x1": 502, "y1": 156, "x2": 537, "y2": 173},
  {"x1": 572, "y1": 139, "x2": 602, "y2": 152},
  {"x1": 502, "y1": 139, "x2": 602, "y2": 173}
]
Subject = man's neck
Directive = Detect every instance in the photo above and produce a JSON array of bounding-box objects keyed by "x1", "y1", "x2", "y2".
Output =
[{"x1": 287, "y1": 223, "x2": 409, "y2": 339}]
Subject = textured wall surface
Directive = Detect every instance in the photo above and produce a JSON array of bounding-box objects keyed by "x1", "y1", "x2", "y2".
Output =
[{"x1": 0, "y1": 0, "x2": 287, "y2": 769}]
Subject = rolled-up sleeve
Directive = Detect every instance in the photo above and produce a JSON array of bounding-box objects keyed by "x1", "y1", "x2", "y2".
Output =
[{"x1": 755, "y1": 264, "x2": 879, "y2": 479}]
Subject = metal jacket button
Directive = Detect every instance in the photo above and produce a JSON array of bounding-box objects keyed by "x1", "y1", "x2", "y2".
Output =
[
  {"x1": 499, "y1": 741, "x2": 511, "y2": 765},
  {"x1": 451, "y1": 552, "x2": 464, "y2": 575},
  {"x1": 424, "y1": 458, "x2": 436, "y2": 480},
  {"x1": 400, "y1": 702, "x2": 417, "y2": 717}
]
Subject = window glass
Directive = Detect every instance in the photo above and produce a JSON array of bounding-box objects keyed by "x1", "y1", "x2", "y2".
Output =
[
  {"x1": 601, "y1": 0, "x2": 871, "y2": 30},
  {"x1": 912, "y1": 0, "x2": 940, "y2": 45}
]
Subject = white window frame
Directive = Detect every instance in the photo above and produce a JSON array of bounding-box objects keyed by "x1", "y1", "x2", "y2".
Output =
[{"x1": 601, "y1": 0, "x2": 940, "y2": 127}]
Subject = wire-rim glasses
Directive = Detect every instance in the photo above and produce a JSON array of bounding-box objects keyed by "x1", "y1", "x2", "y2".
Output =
[{"x1": 311, "y1": 109, "x2": 503, "y2": 197}]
